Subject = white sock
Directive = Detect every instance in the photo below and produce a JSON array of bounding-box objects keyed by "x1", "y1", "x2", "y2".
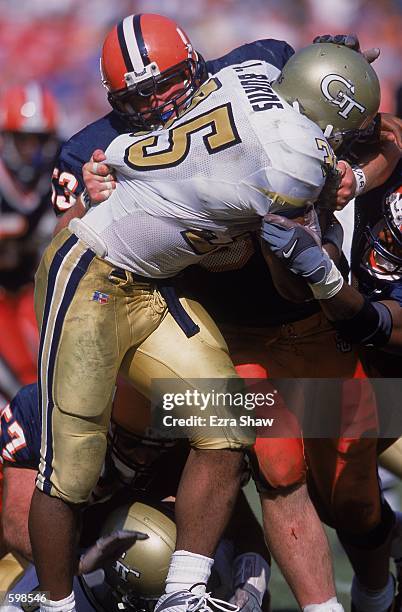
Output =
[
  {"x1": 303, "y1": 597, "x2": 344, "y2": 611},
  {"x1": 40, "y1": 591, "x2": 76, "y2": 612},
  {"x1": 351, "y1": 574, "x2": 394, "y2": 612},
  {"x1": 232, "y1": 553, "x2": 271, "y2": 605},
  {"x1": 165, "y1": 550, "x2": 214, "y2": 595}
]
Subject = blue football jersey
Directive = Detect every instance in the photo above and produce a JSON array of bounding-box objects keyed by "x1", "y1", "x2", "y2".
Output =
[{"x1": 0, "y1": 384, "x2": 40, "y2": 468}]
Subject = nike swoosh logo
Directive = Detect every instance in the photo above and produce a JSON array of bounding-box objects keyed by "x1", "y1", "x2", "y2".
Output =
[{"x1": 283, "y1": 239, "x2": 298, "y2": 259}]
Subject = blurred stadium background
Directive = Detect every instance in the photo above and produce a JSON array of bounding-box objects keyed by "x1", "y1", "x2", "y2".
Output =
[
  {"x1": 2, "y1": 0, "x2": 402, "y2": 608},
  {"x1": 1, "y1": 0, "x2": 401, "y2": 138}
]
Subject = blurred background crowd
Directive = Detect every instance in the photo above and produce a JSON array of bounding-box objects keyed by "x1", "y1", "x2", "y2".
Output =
[{"x1": 1, "y1": 0, "x2": 401, "y2": 136}]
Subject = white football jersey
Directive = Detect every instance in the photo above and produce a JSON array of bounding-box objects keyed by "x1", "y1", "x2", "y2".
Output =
[{"x1": 79, "y1": 60, "x2": 335, "y2": 278}]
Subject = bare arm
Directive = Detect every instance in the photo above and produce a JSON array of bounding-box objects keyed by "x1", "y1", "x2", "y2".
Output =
[
  {"x1": 335, "y1": 141, "x2": 401, "y2": 210},
  {"x1": 358, "y1": 140, "x2": 401, "y2": 192},
  {"x1": 261, "y1": 213, "x2": 401, "y2": 352},
  {"x1": 2, "y1": 466, "x2": 36, "y2": 562}
]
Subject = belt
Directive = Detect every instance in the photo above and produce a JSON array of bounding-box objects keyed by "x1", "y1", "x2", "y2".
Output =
[
  {"x1": 70, "y1": 219, "x2": 200, "y2": 339},
  {"x1": 110, "y1": 267, "x2": 200, "y2": 339}
]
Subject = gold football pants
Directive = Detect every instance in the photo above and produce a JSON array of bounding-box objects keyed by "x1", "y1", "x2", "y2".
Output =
[{"x1": 34, "y1": 230, "x2": 252, "y2": 504}]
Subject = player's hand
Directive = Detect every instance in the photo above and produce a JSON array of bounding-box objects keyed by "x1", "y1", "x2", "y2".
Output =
[
  {"x1": 83, "y1": 149, "x2": 116, "y2": 205},
  {"x1": 78, "y1": 529, "x2": 148, "y2": 575},
  {"x1": 335, "y1": 160, "x2": 357, "y2": 210},
  {"x1": 313, "y1": 34, "x2": 380, "y2": 63},
  {"x1": 261, "y1": 213, "x2": 331, "y2": 284},
  {"x1": 378, "y1": 113, "x2": 402, "y2": 149}
]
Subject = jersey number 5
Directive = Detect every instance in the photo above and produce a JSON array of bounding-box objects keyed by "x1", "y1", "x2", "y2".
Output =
[{"x1": 124, "y1": 103, "x2": 241, "y2": 171}]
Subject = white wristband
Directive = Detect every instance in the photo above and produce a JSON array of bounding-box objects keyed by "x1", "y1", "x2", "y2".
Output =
[
  {"x1": 352, "y1": 166, "x2": 367, "y2": 196},
  {"x1": 308, "y1": 259, "x2": 344, "y2": 300}
]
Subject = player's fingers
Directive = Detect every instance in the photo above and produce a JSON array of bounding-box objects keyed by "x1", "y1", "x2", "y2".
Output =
[
  {"x1": 363, "y1": 48, "x2": 380, "y2": 63},
  {"x1": 90, "y1": 189, "x2": 114, "y2": 205},
  {"x1": 337, "y1": 160, "x2": 348, "y2": 177},
  {"x1": 92, "y1": 148, "x2": 107, "y2": 162},
  {"x1": 103, "y1": 173, "x2": 115, "y2": 183},
  {"x1": 98, "y1": 181, "x2": 116, "y2": 192},
  {"x1": 343, "y1": 34, "x2": 360, "y2": 50},
  {"x1": 86, "y1": 180, "x2": 115, "y2": 197},
  {"x1": 84, "y1": 161, "x2": 112, "y2": 177}
]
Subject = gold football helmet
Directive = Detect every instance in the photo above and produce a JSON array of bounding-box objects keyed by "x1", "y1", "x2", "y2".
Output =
[
  {"x1": 103, "y1": 501, "x2": 176, "y2": 609},
  {"x1": 272, "y1": 43, "x2": 380, "y2": 150}
]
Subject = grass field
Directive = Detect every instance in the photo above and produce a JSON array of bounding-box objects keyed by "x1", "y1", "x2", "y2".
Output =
[{"x1": 244, "y1": 478, "x2": 401, "y2": 611}]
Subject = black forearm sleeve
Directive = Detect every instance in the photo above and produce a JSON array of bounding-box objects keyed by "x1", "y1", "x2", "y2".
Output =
[{"x1": 331, "y1": 298, "x2": 393, "y2": 348}]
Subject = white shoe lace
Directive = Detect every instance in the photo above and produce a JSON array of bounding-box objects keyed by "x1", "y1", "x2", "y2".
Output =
[{"x1": 186, "y1": 592, "x2": 239, "y2": 612}]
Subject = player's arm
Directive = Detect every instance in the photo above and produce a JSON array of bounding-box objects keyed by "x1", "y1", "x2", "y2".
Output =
[
  {"x1": 317, "y1": 283, "x2": 402, "y2": 354},
  {"x1": 335, "y1": 140, "x2": 401, "y2": 210},
  {"x1": 262, "y1": 214, "x2": 402, "y2": 352},
  {"x1": 2, "y1": 465, "x2": 36, "y2": 562},
  {"x1": 261, "y1": 207, "x2": 343, "y2": 303},
  {"x1": 2, "y1": 464, "x2": 146, "y2": 573}
]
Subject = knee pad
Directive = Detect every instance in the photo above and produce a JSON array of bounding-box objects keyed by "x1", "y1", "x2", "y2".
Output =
[{"x1": 250, "y1": 438, "x2": 306, "y2": 491}]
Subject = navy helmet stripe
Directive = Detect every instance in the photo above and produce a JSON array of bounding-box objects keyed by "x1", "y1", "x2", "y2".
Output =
[
  {"x1": 117, "y1": 18, "x2": 134, "y2": 72},
  {"x1": 40, "y1": 247, "x2": 95, "y2": 494},
  {"x1": 133, "y1": 14, "x2": 150, "y2": 66}
]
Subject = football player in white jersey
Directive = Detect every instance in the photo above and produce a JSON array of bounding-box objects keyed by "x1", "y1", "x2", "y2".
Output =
[{"x1": 30, "y1": 19, "x2": 380, "y2": 612}]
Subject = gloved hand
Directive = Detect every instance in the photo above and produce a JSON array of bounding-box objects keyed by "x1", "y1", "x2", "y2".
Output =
[
  {"x1": 313, "y1": 33, "x2": 380, "y2": 63},
  {"x1": 261, "y1": 214, "x2": 344, "y2": 299},
  {"x1": 78, "y1": 529, "x2": 148, "y2": 575}
]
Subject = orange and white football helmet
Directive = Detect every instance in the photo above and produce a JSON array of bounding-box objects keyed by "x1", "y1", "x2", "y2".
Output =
[
  {"x1": 0, "y1": 83, "x2": 59, "y2": 186},
  {"x1": 100, "y1": 13, "x2": 207, "y2": 129}
]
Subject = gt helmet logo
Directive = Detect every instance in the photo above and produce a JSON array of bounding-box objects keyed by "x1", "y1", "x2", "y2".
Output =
[
  {"x1": 113, "y1": 551, "x2": 141, "y2": 582},
  {"x1": 320, "y1": 74, "x2": 366, "y2": 119}
]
